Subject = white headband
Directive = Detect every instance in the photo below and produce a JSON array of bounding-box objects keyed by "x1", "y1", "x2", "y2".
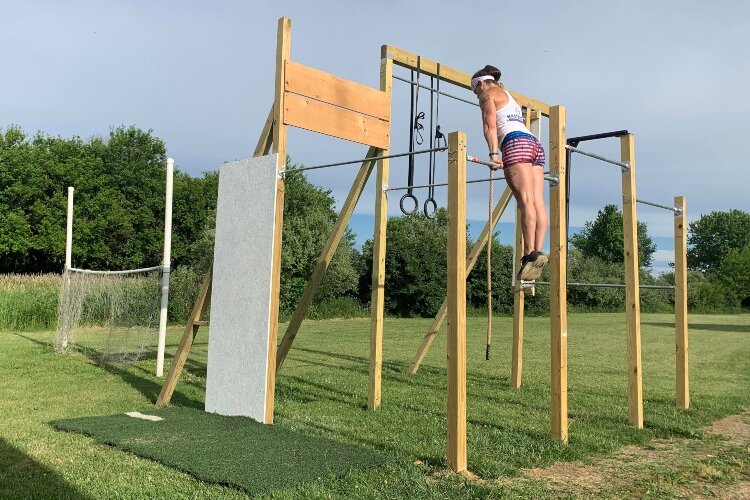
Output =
[{"x1": 471, "y1": 75, "x2": 495, "y2": 90}]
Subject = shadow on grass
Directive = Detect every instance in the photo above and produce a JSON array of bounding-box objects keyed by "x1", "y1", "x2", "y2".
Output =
[
  {"x1": 13, "y1": 334, "x2": 204, "y2": 411},
  {"x1": 75, "y1": 344, "x2": 204, "y2": 410},
  {"x1": 0, "y1": 438, "x2": 92, "y2": 499},
  {"x1": 643, "y1": 321, "x2": 750, "y2": 334}
]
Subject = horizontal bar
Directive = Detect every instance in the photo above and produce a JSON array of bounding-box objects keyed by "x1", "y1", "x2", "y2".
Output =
[
  {"x1": 522, "y1": 280, "x2": 674, "y2": 290},
  {"x1": 567, "y1": 130, "x2": 629, "y2": 146},
  {"x1": 565, "y1": 145, "x2": 630, "y2": 170},
  {"x1": 386, "y1": 176, "x2": 506, "y2": 192},
  {"x1": 636, "y1": 198, "x2": 681, "y2": 214},
  {"x1": 467, "y1": 155, "x2": 559, "y2": 185},
  {"x1": 68, "y1": 265, "x2": 162, "y2": 275},
  {"x1": 283, "y1": 147, "x2": 447, "y2": 175},
  {"x1": 393, "y1": 75, "x2": 479, "y2": 107}
]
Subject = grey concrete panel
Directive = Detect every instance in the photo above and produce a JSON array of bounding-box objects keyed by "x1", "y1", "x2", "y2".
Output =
[{"x1": 205, "y1": 154, "x2": 279, "y2": 422}]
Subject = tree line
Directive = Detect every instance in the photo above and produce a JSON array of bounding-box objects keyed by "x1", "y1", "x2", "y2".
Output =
[{"x1": 2, "y1": 125, "x2": 748, "y2": 317}]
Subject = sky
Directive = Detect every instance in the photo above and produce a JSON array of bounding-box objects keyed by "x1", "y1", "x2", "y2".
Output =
[{"x1": 3, "y1": 1, "x2": 749, "y2": 272}]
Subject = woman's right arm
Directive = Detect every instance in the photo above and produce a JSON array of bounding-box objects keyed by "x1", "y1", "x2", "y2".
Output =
[{"x1": 479, "y1": 93, "x2": 502, "y2": 169}]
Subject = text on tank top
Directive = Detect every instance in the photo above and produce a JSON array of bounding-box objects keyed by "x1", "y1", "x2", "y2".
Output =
[{"x1": 496, "y1": 90, "x2": 531, "y2": 142}]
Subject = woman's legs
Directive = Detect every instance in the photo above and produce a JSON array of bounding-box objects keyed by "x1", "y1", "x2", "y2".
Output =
[
  {"x1": 532, "y1": 166, "x2": 547, "y2": 252},
  {"x1": 504, "y1": 162, "x2": 536, "y2": 255}
]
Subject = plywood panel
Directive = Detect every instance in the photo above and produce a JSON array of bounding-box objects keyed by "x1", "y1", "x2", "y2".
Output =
[
  {"x1": 285, "y1": 61, "x2": 390, "y2": 121},
  {"x1": 205, "y1": 154, "x2": 279, "y2": 422}
]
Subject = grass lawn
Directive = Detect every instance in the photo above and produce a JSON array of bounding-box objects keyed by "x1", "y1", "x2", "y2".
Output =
[{"x1": 1, "y1": 313, "x2": 749, "y2": 498}]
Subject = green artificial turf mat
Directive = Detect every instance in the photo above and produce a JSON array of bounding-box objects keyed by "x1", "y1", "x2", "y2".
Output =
[{"x1": 52, "y1": 406, "x2": 387, "y2": 496}]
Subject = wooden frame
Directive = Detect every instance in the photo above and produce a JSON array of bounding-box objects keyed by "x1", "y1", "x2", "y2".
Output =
[{"x1": 158, "y1": 16, "x2": 590, "y2": 474}]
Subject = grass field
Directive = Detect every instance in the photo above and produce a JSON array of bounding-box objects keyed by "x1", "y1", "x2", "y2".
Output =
[{"x1": 1, "y1": 313, "x2": 749, "y2": 498}]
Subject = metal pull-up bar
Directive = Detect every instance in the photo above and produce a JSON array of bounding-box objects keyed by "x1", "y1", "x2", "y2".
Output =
[
  {"x1": 467, "y1": 156, "x2": 559, "y2": 186},
  {"x1": 565, "y1": 145, "x2": 630, "y2": 171},
  {"x1": 280, "y1": 147, "x2": 447, "y2": 176},
  {"x1": 520, "y1": 280, "x2": 675, "y2": 290},
  {"x1": 386, "y1": 157, "x2": 559, "y2": 192},
  {"x1": 636, "y1": 198, "x2": 683, "y2": 214}
]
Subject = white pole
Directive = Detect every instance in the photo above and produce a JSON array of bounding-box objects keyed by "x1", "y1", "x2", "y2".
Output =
[
  {"x1": 66, "y1": 187, "x2": 74, "y2": 271},
  {"x1": 156, "y1": 158, "x2": 174, "y2": 377},
  {"x1": 61, "y1": 186, "x2": 75, "y2": 350}
]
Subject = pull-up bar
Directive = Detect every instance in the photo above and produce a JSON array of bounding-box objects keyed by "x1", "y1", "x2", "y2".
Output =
[
  {"x1": 467, "y1": 156, "x2": 560, "y2": 186},
  {"x1": 281, "y1": 147, "x2": 447, "y2": 176},
  {"x1": 521, "y1": 280, "x2": 675, "y2": 290},
  {"x1": 565, "y1": 145, "x2": 630, "y2": 171},
  {"x1": 386, "y1": 176, "x2": 505, "y2": 192},
  {"x1": 636, "y1": 198, "x2": 683, "y2": 214},
  {"x1": 393, "y1": 75, "x2": 479, "y2": 107}
]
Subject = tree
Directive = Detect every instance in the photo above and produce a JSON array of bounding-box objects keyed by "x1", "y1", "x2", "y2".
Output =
[
  {"x1": 719, "y1": 246, "x2": 750, "y2": 308},
  {"x1": 570, "y1": 204, "x2": 656, "y2": 268},
  {"x1": 278, "y1": 162, "x2": 358, "y2": 313},
  {"x1": 359, "y1": 209, "x2": 468, "y2": 317},
  {"x1": 466, "y1": 236, "x2": 515, "y2": 314},
  {"x1": 0, "y1": 125, "x2": 168, "y2": 273},
  {"x1": 687, "y1": 210, "x2": 750, "y2": 274}
]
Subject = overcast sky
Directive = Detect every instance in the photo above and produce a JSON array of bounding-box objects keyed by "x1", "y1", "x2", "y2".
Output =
[{"x1": 3, "y1": 1, "x2": 748, "y2": 256}]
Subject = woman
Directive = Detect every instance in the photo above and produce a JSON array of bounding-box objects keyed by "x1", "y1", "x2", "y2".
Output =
[{"x1": 472, "y1": 65, "x2": 548, "y2": 281}]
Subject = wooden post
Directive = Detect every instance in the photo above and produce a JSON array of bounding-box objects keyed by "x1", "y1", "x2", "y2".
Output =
[
  {"x1": 156, "y1": 268, "x2": 212, "y2": 407},
  {"x1": 254, "y1": 105, "x2": 275, "y2": 157},
  {"x1": 674, "y1": 195, "x2": 689, "y2": 408},
  {"x1": 446, "y1": 131, "x2": 467, "y2": 473},
  {"x1": 368, "y1": 46, "x2": 393, "y2": 410},
  {"x1": 263, "y1": 16, "x2": 292, "y2": 424},
  {"x1": 549, "y1": 105, "x2": 568, "y2": 443},
  {"x1": 407, "y1": 186, "x2": 512, "y2": 374},
  {"x1": 276, "y1": 149, "x2": 378, "y2": 370},
  {"x1": 511, "y1": 205, "x2": 525, "y2": 389},
  {"x1": 621, "y1": 133, "x2": 643, "y2": 429}
]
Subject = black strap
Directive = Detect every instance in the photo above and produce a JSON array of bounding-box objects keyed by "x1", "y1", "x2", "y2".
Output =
[
  {"x1": 413, "y1": 56, "x2": 425, "y2": 146},
  {"x1": 434, "y1": 63, "x2": 446, "y2": 149},
  {"x1": 401, "y1": 67, "x2": 419, "y2": 215}
]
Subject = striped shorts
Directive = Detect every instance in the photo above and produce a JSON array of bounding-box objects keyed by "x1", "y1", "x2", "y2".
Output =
[{"x1": 500, "y1": 131, "x2": 546, "y2": 168}]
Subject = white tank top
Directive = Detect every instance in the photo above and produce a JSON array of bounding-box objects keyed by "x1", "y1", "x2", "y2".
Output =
[{"x1": 496, "y1": 90, "x2": 530, "y2": 142}]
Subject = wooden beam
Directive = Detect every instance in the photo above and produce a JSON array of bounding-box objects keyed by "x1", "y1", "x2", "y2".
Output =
[
  {"x1": 263, "y1": 15, "x2": 292, "y2": 425},
  {"x1": 511, "y1": 204, "x2": 525, "y2": 389},
  {"x1": 549, "y1": 105, "x2": 568, "y2": 443},
  {"x1": 253, "y1": 105, "x2": 275, "y2": 157},
  {"x1": 284, "y1": 92, "x2": 390, "y2": 149},
  {"x1": 385, "y1": 45, "x2": 551, "y2": 116},
  {"x1": 674, "y1": 195, "x2": 689, "y2": 409},
  {"x1": 276, "y1": 148, "x2": 378, "y2": 370},
  {"x1": 368, "y1": 46, "x2": 393, "y2": 411},
  {"x1": 155, "y1": 268, "x2": 213, "y2": 408},
  {"x1": 446, "y1": 130, "x2": 467, "y2": 474},
  {"x1": 285, "y1": 61, "x2": 391, "y2": 121},
  {"x1": 621, "y1": 133, "x2": 643, "y2": 429},
  {"x1": 407, "y1": 186, "x2": 513, "y2": 374}
]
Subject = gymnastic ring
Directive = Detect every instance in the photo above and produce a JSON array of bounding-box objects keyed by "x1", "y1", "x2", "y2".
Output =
[
  {"x1": 399, "y1": 193, "x2": 419, "y2": 215},
  {"x1": 423, "y1": 198, "x2": 438, "y2": 219}
]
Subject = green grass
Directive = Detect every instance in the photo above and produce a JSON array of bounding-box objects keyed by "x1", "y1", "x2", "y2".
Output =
[{"x1": 1, "y1": 313, "x2": 749, "y2": 498}]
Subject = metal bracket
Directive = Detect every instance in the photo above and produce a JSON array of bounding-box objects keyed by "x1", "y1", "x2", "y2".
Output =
[{"x1": 620, "y1": 160, "x2": 631, "y2": 173}]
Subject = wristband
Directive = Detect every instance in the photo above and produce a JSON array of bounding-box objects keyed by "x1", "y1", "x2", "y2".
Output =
[{"x1": 489, "y1": 153, "x2": 498, "y2": 157}]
